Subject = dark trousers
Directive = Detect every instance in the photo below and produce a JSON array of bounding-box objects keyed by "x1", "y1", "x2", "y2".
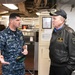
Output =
[{"x1": 49, "y1": 65, "x2": 72, "y2": 75}]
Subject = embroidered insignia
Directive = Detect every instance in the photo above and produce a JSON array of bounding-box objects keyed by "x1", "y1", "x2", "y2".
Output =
[{"x1": 57, "y1": 37, "x2": 63, "y2": 42}]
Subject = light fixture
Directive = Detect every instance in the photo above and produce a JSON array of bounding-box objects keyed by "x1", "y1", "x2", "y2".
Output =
[
  {"x1": 3, "y1": 4, "x2": 18, "y2": 10},
  {"x1": 36, "y1": 12, "x2": 40, "y2": 16}
]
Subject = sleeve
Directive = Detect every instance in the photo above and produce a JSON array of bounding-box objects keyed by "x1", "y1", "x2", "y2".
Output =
[
  {"x1": 67, "y1": 31, "x2": 75, "y2": 71},
  {"x1": 0, "y1": 32, "x2": 6, "y2": 51}
]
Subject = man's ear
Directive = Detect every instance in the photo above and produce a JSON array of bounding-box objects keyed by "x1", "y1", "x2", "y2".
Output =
[{"x1": 9, "y1": 19, "x2": 14, "y2": 23}]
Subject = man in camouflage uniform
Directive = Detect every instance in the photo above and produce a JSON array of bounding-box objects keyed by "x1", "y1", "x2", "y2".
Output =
[{"x1": 0, "y1": 13, "x2": 28, "y2": 75}]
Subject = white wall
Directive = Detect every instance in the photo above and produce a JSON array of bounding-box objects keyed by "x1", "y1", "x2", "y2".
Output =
[{"x1": 0, "y1": 16, "x2": 9, "y2": 27}]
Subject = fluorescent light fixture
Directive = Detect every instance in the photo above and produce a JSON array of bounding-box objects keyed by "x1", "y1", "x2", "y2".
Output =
[
  {"x1": 3, "y1": 4, "x2": 18, "y2": 10},
  {"x1": 36, "y1": 12, "x2": 40, "y2": 15}
]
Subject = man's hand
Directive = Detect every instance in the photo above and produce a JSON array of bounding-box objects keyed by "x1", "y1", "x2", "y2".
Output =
[
  {"x1": 22, "y1": 45, "x2": 28, "y2": 55},
  {"x1": 0, "y1": 55, "x2": 10, "y2": 65},
  {"x1": 22, "y1": 49, "x2": 28, "y2": 55}
]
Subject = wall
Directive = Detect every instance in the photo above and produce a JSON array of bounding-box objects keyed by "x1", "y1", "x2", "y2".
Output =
[{"x1": 0, "y1": 16, "x2": 9, "y2": 27}]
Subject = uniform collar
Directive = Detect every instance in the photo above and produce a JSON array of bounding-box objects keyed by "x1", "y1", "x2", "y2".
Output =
[
  {"x1": 6, "y1": 27, "x2": 19, "y2": 34},
  {"x1": 54, "y1": 25, "x2": 64, "y2": 32}
]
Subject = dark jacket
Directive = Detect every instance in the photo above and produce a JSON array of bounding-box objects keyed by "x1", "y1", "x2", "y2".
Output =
[{"x1": 49, "y1": 24, "x2": 75, "y2": 71}]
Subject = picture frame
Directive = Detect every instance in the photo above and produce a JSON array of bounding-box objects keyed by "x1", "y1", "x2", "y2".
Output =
[{"x1": 42, "y1": 17, "x2": 52, "y2": 29}]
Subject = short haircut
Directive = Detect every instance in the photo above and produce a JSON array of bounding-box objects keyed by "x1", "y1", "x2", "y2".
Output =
[{"x1": 9, "y1": 13, "x2": 21, "y2": 19}]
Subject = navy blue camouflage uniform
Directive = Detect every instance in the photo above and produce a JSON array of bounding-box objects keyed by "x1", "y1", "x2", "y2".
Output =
[{"x1": 0, "y1": 27, "x2": 25, "y2": 75}]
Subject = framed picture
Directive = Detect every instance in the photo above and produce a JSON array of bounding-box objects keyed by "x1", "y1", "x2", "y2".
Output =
[{"x1": 42, "y1": 17, "x2": 52, "y2": 29}]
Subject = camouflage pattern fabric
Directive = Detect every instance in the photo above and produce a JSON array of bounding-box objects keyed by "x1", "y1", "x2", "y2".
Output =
[{"x1": 0, "y1": 27, "x2": 25, "y2": 75}]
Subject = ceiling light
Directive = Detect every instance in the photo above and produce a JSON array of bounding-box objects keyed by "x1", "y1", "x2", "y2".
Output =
[
  {"x1": 3, "y1": 4, "x2": 18, "y2": 10},
  {"x1": 36, "y1": 12, "x2": 40, "y2": 16}
]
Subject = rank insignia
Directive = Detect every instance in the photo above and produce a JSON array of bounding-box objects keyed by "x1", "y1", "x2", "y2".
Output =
[{"x1": 57, "y1": 37, "x2": 63, "y2": 42}]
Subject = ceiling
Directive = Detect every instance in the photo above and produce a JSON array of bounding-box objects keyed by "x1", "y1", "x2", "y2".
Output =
[{"x1": 0, "y1": 0, "x2": 57, "y2": 17}]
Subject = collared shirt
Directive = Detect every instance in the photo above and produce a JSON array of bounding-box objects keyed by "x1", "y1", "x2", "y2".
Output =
[{"x1": 54, "y1": 25, "x2": 64, "y2": 32}]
